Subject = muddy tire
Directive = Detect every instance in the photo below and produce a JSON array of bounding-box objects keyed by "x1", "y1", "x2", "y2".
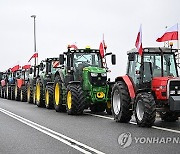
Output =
[
  {"x1": 135, "y1": 92, "x2": 156, "y2": 127},
  {"x1": 111, "y1": 81, "x2": 133, "y2": 122}
]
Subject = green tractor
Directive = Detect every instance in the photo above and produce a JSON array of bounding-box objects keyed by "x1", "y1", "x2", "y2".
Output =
[
  {"x1": 35, "y1": 57, "x2": 60, "y2": 108},
  {"x1": 53, "y1": 46, "x2": 116, "y2": 115}
]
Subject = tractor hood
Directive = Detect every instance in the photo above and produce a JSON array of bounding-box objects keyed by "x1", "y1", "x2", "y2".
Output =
[
  {"x1": 83, "y1": 66, "x2": 106, "y2": 73},
  {"x1": 152, "y1": 77, "x2": 176, "y2": 88}
]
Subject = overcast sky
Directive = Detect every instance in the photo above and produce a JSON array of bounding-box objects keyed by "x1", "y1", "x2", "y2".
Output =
[{"x1": 0, "y1": 0, "x2": 179, "y2": 80}]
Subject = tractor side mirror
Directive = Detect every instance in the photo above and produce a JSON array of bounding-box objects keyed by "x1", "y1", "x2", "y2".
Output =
[
  {"x1": 128, "y1": 53, "x2": 135, "y2": 61},
  {"x1": 30, "y1": 68, "x2": 33, "y2": 74},
  {"x1": 59, "y1": 54, "x2": 65, "y2": 65},
  {"x1": 40, "y1": 62, "x2": 44, "y2": 71},
  {"x1": 111, "y1": 54, "x2": 116, "y2": 65}
]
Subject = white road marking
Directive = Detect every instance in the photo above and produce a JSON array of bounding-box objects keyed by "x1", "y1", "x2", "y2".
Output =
[
  {"x1": 86, "y1": 113, "x2": 180, "y2": 134},
  {"x1": 0, "y1": 107, "x2": 105, "y2": 154}
]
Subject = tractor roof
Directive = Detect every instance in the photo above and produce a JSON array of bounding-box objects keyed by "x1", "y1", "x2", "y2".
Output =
[
  {"x1": 65, "y1": 49, "x2": 100, "y2": 54},
  {"x1": 127, "y1": 47, "x2": 178, "y2": 54}
]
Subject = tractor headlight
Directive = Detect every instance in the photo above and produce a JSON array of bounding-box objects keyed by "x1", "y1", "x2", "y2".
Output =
[
  {"x1": 91, "y1": 73, "x2": 98, "y2": 77},
  {"x1": 170, "y1": 90, "x2": 175, "y2": 95},
  {"x1": 101, "y1": 73, "x2": 107, "y2": 77}
]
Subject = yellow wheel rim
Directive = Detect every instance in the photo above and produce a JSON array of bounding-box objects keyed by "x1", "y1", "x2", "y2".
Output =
[
  {"x1": 67, "y1": 91, "x2": 72, "y2": 110},
  {"x1": 36, "y1": 83, "x2": 40, "y2": 101},
  {"x1": 55, "y1": 83, "x2": 60, "y2": 105},
  {"x1": 107, "y1": 101, "x2": 111, "y2": 109},
  {"x1": 46, "y1": 90, "x2": 49, "y2": 106}
]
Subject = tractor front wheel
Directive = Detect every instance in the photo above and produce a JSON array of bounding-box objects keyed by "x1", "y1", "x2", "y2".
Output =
[
  {"x1": 27, "y1": 82, "x2": 33, "y2": 103},
  {"x1": 20, "y1": 86, "x2": 27, "y2": 102},
  {"x1": 111, "y1": 81, "x2": 133, "y2": 122},
  {"x1": 66, "y1": 84, "x2": 85, "y2": 115},
  {"x1": 53, "y1": 76, "x2": 66, "y2": 112},
  {"x1": 135, "y1": 92, "x2": 156, "y2": 127}
]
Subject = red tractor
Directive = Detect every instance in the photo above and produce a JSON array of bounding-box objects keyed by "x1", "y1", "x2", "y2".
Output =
[{"x1": 111, "y1": 47, "x2": 180, "y2": 127}]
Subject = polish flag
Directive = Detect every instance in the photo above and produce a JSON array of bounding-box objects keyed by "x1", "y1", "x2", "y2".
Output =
[
  {"x1": 28, "y1": 52, "x2": 38, "y2": 62},
  {"x1": 135, "y1": 25, "x2": 143, "y2": 56},
  {"x1": 22, "y1": 64, "x2": 31, "y2": 69},
  {"x1": 156, "y1": 24, "x2": 178, "y2": 42},
  {"x1": 11, "y1": 65, "x2": 20, "y2": 72},
  {"x1": 99, "y1": 42, "x2": 104, "y2": 58}
]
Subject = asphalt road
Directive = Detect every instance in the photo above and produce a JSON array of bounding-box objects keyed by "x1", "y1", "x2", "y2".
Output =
[{"x1": 0, "y1": 98, "x2": 180, "y2": 154}]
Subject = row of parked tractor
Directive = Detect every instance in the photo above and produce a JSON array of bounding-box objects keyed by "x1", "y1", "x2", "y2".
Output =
[{"x1": 1, "y1": 45, "x2": 180, "y2": 127}]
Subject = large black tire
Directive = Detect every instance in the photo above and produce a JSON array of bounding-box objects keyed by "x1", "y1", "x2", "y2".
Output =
[
  {"x1": 20, "y1": 86, "x2": 27, "y2": 102},
  {"x1": 6, "y1": 85, "x2": 11, "y2": 100},
  {"x1": 27, "y1": 82, "x2": 34, "y2": 104},
  {"x1": 3, "y1": 86, "x2": 7, "y2": 99},
  {"x1": 160, "y1": 112, "x2": 179, "y2": 122},
  {"x1": 0, "y1": 87, "x2": 1, "y2": 98},
  {"x1": 15, "y1": 83, "x2": 20, "y2": 101},
  {"x1": 1, "y1": 87, "x2": 4, "y2": 98},
  {"x1": 33, "y1": 86, "x2": 36, "y2": 105},
  {"x1": 111, "y1": 81, "x2": 133, "y2": 122},
  {"x1": 66, "y1": 84, "x2": 85, "y2": 115},
  {"x1": 36, "y1": 78, "x2": 45, "y2": 107},
  {"x1": 53, "y1": 76, "x2": 66, "y2": 112},
  {"x1": 45, "y1": 85, "x2": 54, "y2": 109},
  {"x1": 135, "y1": 92, "x2": 156, "y2": 127},
  {"x1": 11, "y1": 86, "x2": 15, "y2": 100}
]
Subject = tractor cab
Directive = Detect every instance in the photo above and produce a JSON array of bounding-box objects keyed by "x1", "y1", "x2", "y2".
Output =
[
  {"x1": 59, "y1": 46, "x2": 115, "y2": 84},
  {"x1": 127, "y1": 47, "x2": 179, "y2": 92}
]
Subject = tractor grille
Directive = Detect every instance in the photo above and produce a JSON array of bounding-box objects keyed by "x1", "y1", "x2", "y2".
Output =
[
  {"x1": 168, "y1": 80, "x2": 180, "y2": 96},
  {"x1": 89, "y1": 73, "x2": 107, "y2": 86}
]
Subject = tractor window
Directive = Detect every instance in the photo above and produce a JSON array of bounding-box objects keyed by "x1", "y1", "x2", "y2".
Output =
[
  {"x1": 73, "y1": 53, "x2": 102, "y2": 68},
  {"x1": 163, "y1": 54, "x2": 177, "y2": 77}
]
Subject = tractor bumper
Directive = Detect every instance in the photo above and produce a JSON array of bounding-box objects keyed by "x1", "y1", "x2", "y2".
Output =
[{"x1": 169, "y1": 96, "x2": 180, "y2": 111}]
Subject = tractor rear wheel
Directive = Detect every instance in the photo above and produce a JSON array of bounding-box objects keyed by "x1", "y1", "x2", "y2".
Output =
[
  {"x1": 111, "y1": 81, "x2": 133, "y2": 122},
  {"x1": 160, "y1": 112, "x2": 179, "y2": 122},
  {"x1": 15, "y1": 83, "x2": 20, "y2": 101},
  {"x1": 53, "y1": 76, "x2": 66, "y2": 112},
  {"x1": 36, "y1": 79, "x2": 45, "y2": 107},
  {"x1": 66, "y1": 84, "x2": 85, "y2": 115},
  {"x1": 7, "y1": 85, "x2": 11, "y2": 100},
  {"x1": 11, "y1": 86, "x2": 15, "y2": 100},
  {"x1": 45, "y1": 85, "x2": 54, "y2": 109},
  {"x1": 20, "y1": 86, "x2": 27, "y2": 102},
  {"x1": 135, "y1": 92, "x2": 156, "y2": 127},
  {"x1": 27, "y1": 82, "x2": 33, "y2": 103}
]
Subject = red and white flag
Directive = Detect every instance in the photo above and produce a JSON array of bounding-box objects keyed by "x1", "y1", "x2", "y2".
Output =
[
  {"x1": 135, "y1": 25, "x2": 143, "y2": 56},
  {"x1": 28, "y1": 52, "x2": 38, "y2": 62},
  {"x1": 156, "y1": 24, "x2": 178, "y2": 42},
  {"x1": 99, "y1": 42, "x2": 104, "y2": 58},
  {"x1": 11, "y1": 65, "x2": 20, "y2": 72},
  {"x1": 22, "y1": 64, "x2": 31, "y2": 69}
]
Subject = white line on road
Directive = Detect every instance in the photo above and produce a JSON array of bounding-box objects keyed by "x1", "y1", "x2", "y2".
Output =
[
  {"x1": 86, "y1": 113, "x2": 180, "y2": 134},
  {"x1": 0, "y1": 107, "x2": 105, "y2": 154}
]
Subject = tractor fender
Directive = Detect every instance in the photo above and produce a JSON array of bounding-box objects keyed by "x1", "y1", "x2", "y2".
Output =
[{"x1": 115, "y1": 75, "x2": 135, "y2": 99}]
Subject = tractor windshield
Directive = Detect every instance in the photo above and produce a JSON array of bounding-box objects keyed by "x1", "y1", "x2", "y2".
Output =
[
  {"x1": 144, "y1": 53, "x2": 177, "y2": 77},
  {"x1": 73, "y1": 53, "x2": 102, "y2": 69}
]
